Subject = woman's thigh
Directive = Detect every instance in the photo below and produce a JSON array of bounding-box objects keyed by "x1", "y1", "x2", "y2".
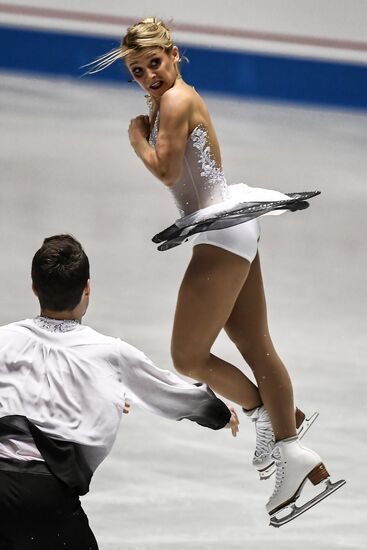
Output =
[
  {"x1": 0, "y1": 471, "x2": 98, "y2": 550},
  {"x1": 171, "y1": 244, "x2": 251, "y2": 356}
]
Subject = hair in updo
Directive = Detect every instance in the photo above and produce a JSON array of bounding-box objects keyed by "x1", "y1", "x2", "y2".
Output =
[
  {"x1": 122, "y1": 18, "x2": 173, "y2": 58},
  {"x1": 85, "y1": 17, "x2": 176, "y2": 74}
]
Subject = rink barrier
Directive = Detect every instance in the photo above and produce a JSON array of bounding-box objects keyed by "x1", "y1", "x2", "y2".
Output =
[{"x1": 0, "y1": 25, "x2": 366, "y2": 110}]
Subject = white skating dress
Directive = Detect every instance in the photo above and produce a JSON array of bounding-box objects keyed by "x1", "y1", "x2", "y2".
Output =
[{"x1": 149, "y1": 114, "x2": 319, "y2": 259}]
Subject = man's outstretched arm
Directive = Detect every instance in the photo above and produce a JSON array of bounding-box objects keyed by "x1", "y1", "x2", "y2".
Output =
[{"x1": 119, "y1": 341, "x2": 238, "y2": 433}]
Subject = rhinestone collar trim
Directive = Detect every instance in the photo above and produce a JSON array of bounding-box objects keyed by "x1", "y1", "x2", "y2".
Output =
[{"x1": 34, "y1": 316, "x2": 80, "y2": 333}]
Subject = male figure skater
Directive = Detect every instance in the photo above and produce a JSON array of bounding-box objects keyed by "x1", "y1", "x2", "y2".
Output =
[{"x1": 0, "y1": 234, "x2": 238, "y2": 549}]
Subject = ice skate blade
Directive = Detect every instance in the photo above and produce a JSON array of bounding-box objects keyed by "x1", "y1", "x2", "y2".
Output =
[
  {"x1": 269, "y1": 478, "x2": 346, "y2": 528},
  {"x1": 297, "y1": 411, "x2": 319, "y2": 439}
]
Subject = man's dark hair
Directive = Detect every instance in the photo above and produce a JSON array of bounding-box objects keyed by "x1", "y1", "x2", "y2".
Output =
[{"x1": 31, "y1": 234, "x2": 90, "y2": 311}]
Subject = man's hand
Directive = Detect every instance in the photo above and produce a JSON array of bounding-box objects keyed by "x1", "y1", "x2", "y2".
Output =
[
  {"x1": 123, "y1": 398, "x2": 131, "y2": 415},
  {"x1": 225, "y1": 407, "x2": 239, "y2": 437}
]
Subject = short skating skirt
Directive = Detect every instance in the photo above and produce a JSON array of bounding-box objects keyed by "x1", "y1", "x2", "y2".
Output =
[{"x1": 152, "y1": 184, "x2": 320, "y2": 253}]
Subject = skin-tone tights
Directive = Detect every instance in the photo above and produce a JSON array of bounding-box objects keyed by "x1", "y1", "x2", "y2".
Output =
[{"x1": 171, "y1": 244, "x2": 296, "y2": 441}]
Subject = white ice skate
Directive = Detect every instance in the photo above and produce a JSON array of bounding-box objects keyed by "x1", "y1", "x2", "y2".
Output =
[
  {"x1": 246, "y1": 406, "x2": 319, "y2": 480},
  {"x1": 266, "y1": 438, "x2": 346, "y2": 527}
]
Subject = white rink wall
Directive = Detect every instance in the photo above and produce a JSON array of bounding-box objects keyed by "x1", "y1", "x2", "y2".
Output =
[
  {"x1": 1, "y1": 0, "x2": 367, "y2": 63},
  {"x1": 1, "y1": 0, "x2": 367, "y2": 108}
]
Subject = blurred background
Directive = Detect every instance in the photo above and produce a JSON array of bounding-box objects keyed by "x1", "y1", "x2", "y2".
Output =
[
  {"x1": 1, "y1": 0, "x2": 367, "y2": 107},
  {"x1": 0, "y1": 1, "x2": 366, "y2": 549}
]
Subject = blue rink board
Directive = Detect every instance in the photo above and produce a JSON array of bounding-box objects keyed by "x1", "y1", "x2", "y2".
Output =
[{"x1": 1, "y1": 25, "x2": 366, "y2": 110}]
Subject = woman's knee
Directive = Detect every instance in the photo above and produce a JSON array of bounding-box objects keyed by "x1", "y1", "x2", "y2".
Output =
[
  {"x1": 171, "y1": 345, "x2": 189, "y2": 375},
  {"x1": 171, "y1": 341, "x2": 208, "y2": 377}
]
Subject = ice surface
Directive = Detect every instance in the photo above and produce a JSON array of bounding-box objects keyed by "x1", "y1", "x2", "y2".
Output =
[{"x1": 0, "y1": 73, "x2": 366, "y2": 548}]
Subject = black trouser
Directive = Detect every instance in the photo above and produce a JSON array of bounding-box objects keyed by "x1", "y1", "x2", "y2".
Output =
[{"x1": 0, "y1": 459, "x2": 98, "y2": 550}]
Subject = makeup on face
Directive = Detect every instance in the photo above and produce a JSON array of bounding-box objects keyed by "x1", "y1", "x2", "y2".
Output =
[{"x1": 127, "y1": 48, "x2": 178, "y2": 96}]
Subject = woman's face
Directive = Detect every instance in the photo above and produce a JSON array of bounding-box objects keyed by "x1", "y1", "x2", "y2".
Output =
[{"x1": 126, "y1": 46, "x2": 179, "y2": 100}]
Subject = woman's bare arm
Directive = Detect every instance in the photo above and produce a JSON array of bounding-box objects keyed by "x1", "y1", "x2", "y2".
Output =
[{"x1": 129, "y1": 90, "x2": 190, "y2": 186}]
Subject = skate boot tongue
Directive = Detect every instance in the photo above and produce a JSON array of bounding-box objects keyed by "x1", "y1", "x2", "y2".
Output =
[
  {"x1": 254, "y1": 421, "x2": 274, "y2": 458},
  {"x1": 271, "y1": 435, "x2": 298, "y2": 457},
  {"x1": 271, "y1": 446, "x2": 282, "y2": 462}
]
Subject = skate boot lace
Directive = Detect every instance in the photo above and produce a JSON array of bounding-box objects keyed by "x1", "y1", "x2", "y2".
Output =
[
  {"x1": 254, "y1": 409, "x2": 275, "y2": 458},
  {"x1": 271, "y1": 447, "x2": 285, "y2": 495}
]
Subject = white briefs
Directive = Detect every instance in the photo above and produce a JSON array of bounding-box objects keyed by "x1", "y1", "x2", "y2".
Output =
[{"x1": 193, "y1": 218, "x2": 261, "y2": 263}]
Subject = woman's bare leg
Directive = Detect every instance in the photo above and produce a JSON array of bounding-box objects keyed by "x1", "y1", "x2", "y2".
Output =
[
  {"x1": 225, "y1": 253, "x2": 296, "y2": 440},
  {"x1": 171, "y1": 244, "x2": 261, "y2": 409}
]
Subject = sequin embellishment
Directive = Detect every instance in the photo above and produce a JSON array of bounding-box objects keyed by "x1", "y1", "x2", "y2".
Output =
[
  {"x1": 148, "y1": 111, "x2": 229, "y2": 216},
  {"x1": 190, "y1": 125, "x2": 228, "y2": 199},
  {"x1": 148, "y1": 113, "x2": 159, "y2": 147}
]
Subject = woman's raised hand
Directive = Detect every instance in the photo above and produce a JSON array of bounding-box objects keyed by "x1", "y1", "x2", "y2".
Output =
[{"x1": 128, "y1": 115, "x2": 150, "y2": 146}]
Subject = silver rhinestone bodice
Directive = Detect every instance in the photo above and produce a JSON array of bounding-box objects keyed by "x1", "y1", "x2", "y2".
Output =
[
  {"x1": 149, "y1": 114, "x2": 229, "y2": 217},
  {"x1": 148, "y1": 111, "x2": 159, "y2": 148},
  {"x1": 34, "y1": 316, "x2": 80, "y2": 332}
]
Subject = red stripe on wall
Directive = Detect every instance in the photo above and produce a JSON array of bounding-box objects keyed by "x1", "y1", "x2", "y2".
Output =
[{"x1": 1, "y1": 2, "x2": 367, "y2": 53}]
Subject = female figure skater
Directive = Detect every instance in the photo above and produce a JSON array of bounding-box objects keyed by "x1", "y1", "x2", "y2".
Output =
[{"x1": 88, "y1": 18, "x2": 345, "y2": 525}]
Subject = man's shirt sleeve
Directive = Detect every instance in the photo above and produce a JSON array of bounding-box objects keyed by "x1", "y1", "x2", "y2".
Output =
[{"x1": 118, "y1": 341, "x2": 231, "y2": 430}]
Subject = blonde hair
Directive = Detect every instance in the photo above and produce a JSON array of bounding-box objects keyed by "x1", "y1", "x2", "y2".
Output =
[{"x1": 84, "y1": 17, "x2": 175, "y2": 74}]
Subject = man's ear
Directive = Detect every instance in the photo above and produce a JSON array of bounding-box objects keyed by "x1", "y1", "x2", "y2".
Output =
[
  {"x1": 32, "y1": 281, "x2": 38, "y2": 297},
  {"x1": 84, "y1": 279, "x2": 91, "y2": 297}
]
